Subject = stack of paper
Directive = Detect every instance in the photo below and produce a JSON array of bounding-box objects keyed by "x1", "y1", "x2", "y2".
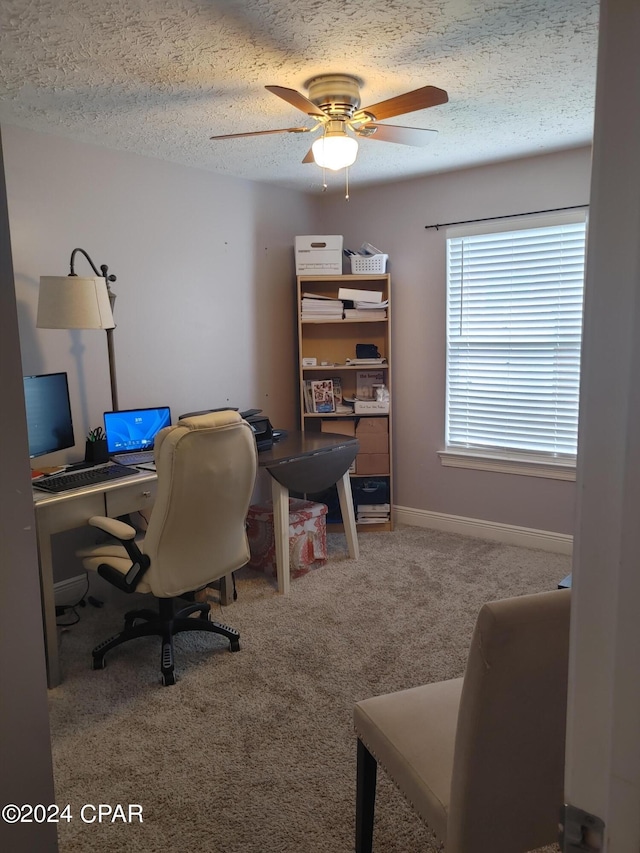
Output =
[
  {"x1": 338, "y1": 287, "x2": 389, "y2": 320},
  {"x1": 357, "y1": 503, "x2": 391, "y2": 524},
  {"x1": 301, "y1": 294, "x2": 343, "y2": 320},
  {"x1": 344, "y1": 299, "x2": 388, "y2": 320}
]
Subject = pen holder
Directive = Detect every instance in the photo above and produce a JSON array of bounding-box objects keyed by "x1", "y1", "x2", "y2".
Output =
[{"x1": 85, "y1": 439, "x2": 109, "y2": 465}]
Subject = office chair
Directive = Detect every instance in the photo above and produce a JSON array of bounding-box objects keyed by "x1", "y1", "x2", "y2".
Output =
[
  {"x1": 354, "y1": 589, "x2": 570, "y2": 852},
  {"x1": 78, "y1": 411, "x2": 258, "y2": 685}
]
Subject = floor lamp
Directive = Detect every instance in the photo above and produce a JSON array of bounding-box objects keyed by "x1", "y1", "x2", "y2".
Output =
[{"x1": 37, "y1": 248, "x2": 119, "y2": 411}]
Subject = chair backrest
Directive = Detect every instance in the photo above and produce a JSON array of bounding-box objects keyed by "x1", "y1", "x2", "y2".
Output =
[
  {"x1": 447, "y1": 589, "x2": 571, "y2": 853},
  {"x1": 141, "y1": 410, "x2": 258, "y2": 598}
]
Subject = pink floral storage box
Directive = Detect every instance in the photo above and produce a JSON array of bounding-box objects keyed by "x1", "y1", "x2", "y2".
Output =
[{"x1": 246, "y1": 498, "x2": 328, "y2": 578}]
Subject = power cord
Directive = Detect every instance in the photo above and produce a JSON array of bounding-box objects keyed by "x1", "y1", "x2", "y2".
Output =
[{"x1": 55, "y1": 574, "x2": 103, "y2": 627}]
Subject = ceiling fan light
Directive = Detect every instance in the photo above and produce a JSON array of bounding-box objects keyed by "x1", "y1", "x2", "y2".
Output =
[{"x1": 312, "y1": 133, "x2": 358, "y2": 170}]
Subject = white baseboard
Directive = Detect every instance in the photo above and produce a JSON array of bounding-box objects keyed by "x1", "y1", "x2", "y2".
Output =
[
  {"x1": 54, "y1": 574, "x2": 88, "y2": 606},
  {"x1": 394, "y1": 505, "x2": 573, "y2": 555}
]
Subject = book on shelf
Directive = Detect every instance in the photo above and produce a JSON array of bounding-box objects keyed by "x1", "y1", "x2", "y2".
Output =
[
  {"x1": 329, "y1": 377, "x2": 352, "y2": 413},
  {"x1": 310, "y1": 379, "x2": 335, "y2": 413},
  {"x1": 345, "y1": 357, "x2": 387, "y2": 365},
  {"x1": 356, "y1": 370, "x2": 385, "y2": 400},
  {"x1": 303, "y1": 380, "x2": 313, "y2": 413},
  {"x1": 331, "y1": 376, "x2": 343, "y2": 407}
]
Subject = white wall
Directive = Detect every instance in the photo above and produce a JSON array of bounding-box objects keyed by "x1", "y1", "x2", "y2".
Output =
[{"x1": 318, "y1": 147, "x2": 592, "y2": 535}]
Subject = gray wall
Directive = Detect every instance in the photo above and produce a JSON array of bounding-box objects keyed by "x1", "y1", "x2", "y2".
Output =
[
  {"x1": 3, "y1": 123, "x2": 316, "y2": 581},
  {"x1": 0, "y1": 129, "x2": 58, "y2": 851},
  {"x1": 3, "y1": 125, "x2": 592, "y2": 593},
  {"x1": 318, "y1": 147, "x2": 592, "y2": 534}
]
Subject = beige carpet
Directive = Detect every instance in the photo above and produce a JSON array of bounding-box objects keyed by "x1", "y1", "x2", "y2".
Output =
[{"x1": 49, "y1": 525, "x2": 570, "y2": 852}]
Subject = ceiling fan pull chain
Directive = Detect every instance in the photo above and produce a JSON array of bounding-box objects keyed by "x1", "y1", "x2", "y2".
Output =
[
  {"x1": 345, "y1": 166, "x2": 350, "y2": 200},
  {"x1": 322, "y1": 165, "x2": 328, "y2": 191}
]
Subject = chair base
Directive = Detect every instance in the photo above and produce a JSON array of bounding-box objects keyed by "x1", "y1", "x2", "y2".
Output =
[{"x1": 91, "y1": 596, "x2": 240, "y2": 685}]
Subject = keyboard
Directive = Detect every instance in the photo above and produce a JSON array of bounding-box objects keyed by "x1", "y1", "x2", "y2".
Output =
[
  {"x1": 111, "y1": 451, "x2": 155, "y2": 465},
  {"x1": 34, "y1": 464, "x2": 139, "y2": 493}
]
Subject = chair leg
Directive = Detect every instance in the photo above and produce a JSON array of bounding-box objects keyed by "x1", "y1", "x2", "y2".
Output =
[
  {"x1": 356, "y1": 738, "x2": 377, "y2": 853},
  {"x1": 124, "y1": 608, "x2": 158, "y2": 629},
  {"x1": 172, "y1": 617, "x2": 241, "y2": 652},
  {"x1": 176, "y1": 602, "x2": 211, "y2": 620},
  {"x1": 160, "y1": 625, "x2": 175, "y2": 686},
  {"x1": 92, "y1": 620, "x2": 164, "y2": 669}
]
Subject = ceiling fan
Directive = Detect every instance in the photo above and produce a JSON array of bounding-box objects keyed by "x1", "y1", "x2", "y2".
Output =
[{"x1": 210, "y1": 74, "x2": 448, "y2": 171}]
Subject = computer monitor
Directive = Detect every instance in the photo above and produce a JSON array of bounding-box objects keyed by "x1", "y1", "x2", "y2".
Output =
[{"x1": 23, "y1": 372, "x2": 75, "y2": 459}]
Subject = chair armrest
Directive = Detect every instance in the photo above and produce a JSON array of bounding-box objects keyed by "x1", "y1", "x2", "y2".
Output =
[
  {"x1": 88, "y1": 516, "x2": 136, "y2": 540},
  {"x1": 87, "y1": 516, "x2": 150, "y2": 594}
]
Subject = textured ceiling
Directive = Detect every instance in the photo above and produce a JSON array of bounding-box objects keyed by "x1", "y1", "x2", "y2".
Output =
[{"x1": 0, "y1": 0, "x2": 599, "y2": 192}]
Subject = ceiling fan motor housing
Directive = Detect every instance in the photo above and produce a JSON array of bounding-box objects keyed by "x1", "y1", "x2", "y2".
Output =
[{"x1": 305, "y1": 74, "x2": 363, "y2": 118}]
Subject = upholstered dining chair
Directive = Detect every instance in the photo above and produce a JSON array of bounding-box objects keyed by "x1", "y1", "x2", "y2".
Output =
[
  {"x1": 354, "y1": 588, "x2": 571, "y2": 852},
  {"x1": 78, "y1": 410, "x2": 258, "y2": 685}
]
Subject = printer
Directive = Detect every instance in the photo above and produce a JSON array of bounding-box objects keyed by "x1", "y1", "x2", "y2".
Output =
[{"x1": 178, "y1": 407, "x2": 274, "y2": 452}]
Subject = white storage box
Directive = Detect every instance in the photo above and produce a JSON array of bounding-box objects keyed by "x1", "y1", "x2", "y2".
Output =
[
  {"x1": 354, "y1": 400, "x2": 390, "y2": 414},
  {"x1": 295, "y1": 236, "x2": 343, "y2": 275},
  {"x1": 350, "y1": 253, "x2": 388, "y2": 274}
]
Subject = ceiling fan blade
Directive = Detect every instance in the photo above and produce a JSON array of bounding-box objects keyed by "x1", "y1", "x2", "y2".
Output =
[
  {"x1": 357, "y1": 123, "x2": 438, "y2": 146},
  {"x1": 210, "y1": 127, "x2": 310, "y2": 140},
  {"x1": 266, "y1": 85, "x2": 326, "y2": 118},
  {"x1": 355, "y1": 85, "x2": 448, "y2": 122},
  {"x1": 302, "y1": 147, "x2": 315, "y2": 164}
]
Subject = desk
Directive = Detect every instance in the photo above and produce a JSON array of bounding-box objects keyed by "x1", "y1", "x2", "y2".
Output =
[
  {"x1": 258, "y1": 431, "x2": 360, "y2": 595},
  {"x1": 33, "y1": 470, "x2": 159, "y2": 688}
]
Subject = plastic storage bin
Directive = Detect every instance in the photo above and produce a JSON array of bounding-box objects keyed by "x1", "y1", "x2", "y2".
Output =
[
  {"x1": 246, "y1": 498, "x2": 328, "y2": 578},
  {"x1": 350, "y1": 253, "x2": 388, "y2": 274}
]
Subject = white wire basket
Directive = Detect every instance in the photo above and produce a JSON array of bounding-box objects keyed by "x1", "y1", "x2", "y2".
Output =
[{"x1": 350, "y1": 253, "x2": 388, "y2": 274}]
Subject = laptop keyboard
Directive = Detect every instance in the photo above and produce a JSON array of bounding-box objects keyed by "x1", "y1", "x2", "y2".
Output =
[
  {"x1": 112, "y1": 451, "x2": 155, "y2": 465},
  {"x1": 34, "y1": 464, "x2": 139, "y2": 493}
]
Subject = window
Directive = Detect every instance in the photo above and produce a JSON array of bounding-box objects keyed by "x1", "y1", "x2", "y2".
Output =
[{"x1": 443, "y1": 211, "x2": 587, "y2": 478}]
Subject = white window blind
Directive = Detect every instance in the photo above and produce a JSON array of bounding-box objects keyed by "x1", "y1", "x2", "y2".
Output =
[{"x1": 446, "y1": 212, "x2": 587, "y2": 462}]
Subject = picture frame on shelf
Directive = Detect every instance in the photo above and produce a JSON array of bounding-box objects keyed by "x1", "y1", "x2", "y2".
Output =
[{"x1": 311, "y1": 379, "x2": 335, "y2": 413}]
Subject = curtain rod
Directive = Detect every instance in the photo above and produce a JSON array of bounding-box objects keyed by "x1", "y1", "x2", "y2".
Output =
[{"x1": 424, "y1": 204, "x2": 589, "y2": 231}]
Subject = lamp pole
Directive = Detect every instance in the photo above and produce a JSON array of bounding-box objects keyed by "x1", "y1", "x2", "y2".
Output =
[{"x1": 69, "y1": 248, "x2": 119, "y2": 411}]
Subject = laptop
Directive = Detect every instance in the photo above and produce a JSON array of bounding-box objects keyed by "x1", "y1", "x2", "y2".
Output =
[{"x1": 104, "y1": 406, "x2": 171, "y2": 466}]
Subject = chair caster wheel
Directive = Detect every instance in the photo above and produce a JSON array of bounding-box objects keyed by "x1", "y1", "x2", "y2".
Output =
[
  {"x1": 161, "y1": 671, "x2": 176, "y2": 686},
  {"x1": 92, "y1": 657, "x2": 106, "y2": 670},
  {"x1": 230, "y1": 639, "x2": 240, "y2": 653}
]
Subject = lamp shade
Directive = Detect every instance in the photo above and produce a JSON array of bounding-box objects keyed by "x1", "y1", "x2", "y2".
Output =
[
  {"x1": 37, "y1": 276, "x2": 115, "y2": 330},
  {"x1": 312, "y1": 133, "x2": 358, "y2": 171}
]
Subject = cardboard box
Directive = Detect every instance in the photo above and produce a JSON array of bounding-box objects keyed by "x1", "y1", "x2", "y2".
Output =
[
  {"x1": 356, "y1": 417, "x2": 388, "y2": 435},
  {"x1": 357, "y1": 433, "x2": 388, "y2": 455},
  {"x1": 295, "y1": 236, "x2": 343, "y2": 275},
  {"x1": 356, "y1": 453, "x2": 390, "y2": 475},
  {"x1": 354, "y1": 399, "x2": 389, "y2": 415},
  {"x1": 321, "y1": 419, "x2": 356, "y2": 436}
]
